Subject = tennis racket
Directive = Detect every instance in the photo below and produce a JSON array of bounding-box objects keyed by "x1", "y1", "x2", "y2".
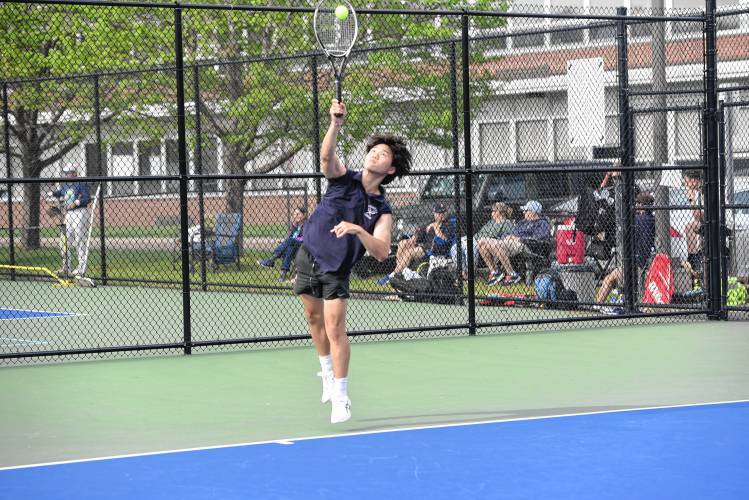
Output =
[{"x1": 313, "y1": 0, "x2": 358, "y2": 116}]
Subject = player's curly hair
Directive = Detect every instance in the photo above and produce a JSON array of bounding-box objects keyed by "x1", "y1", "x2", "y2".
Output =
[{"x1": 366, "y1": 133, "x2": 412, "y2": 185}]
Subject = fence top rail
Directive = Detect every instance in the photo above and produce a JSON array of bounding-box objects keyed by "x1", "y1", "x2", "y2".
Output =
[{"x1": 1, "y1": 0, "x2": 705, "y2": 22}]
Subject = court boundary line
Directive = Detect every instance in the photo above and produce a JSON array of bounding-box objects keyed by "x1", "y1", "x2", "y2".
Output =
[
  {"x1": 0, "y1": 337, "x2": 50, "y2": 347},
  {"x1": 0, "y1": 308, "x2": 82, "y2": 322},
  {"x1": 2, "y1": 398, "x2": 748, "y2": 472}
]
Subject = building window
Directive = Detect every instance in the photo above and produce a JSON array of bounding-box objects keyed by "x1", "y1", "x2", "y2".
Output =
[
  {"x1": 554, "y1": 119, "x2": 587, "y2": 161},
  {"x1": 605, "y1": 115, "x2": 619, "y2": 146},
  {"x1": 517, "y1": 120, "x2": 548, "y2": 162},
  {"x1": 674, "y1": 111, "x2": 702, "y2": 159},
  {"x1": 197, "y1": 136, "x2": 220, "y2": 193},
  {"x1": 479, "y1": 122, "x2": 511, "y2": 166},
  {"x1": 512, "y1": 31, "x2": 545, "y2": 48},
  {"x1": 165, "y1": 140, "x2": 180, "y2": 194},
  {"x1": 110, "y1": 142, "x2": 135, "y2": 197},
  {"x1": 589, "y1": 23, "x2": 616, "y2": 42},
  {"x1": 717, "y1": 14, "x2": 741, "y2": 32},
  {"x1": 633, "y1": 114, "x2": 654, "y2": 162},
  {"x1": 138, "y1": 142, "x2": 162, "y2": 195},
  {"x1": 550, "y1": 8, "x2": 584, "y2": 46},
  {"x1": 670, "y1": 20, "x2": 701, "y2": 37},
  {"x1": 733, "y1": 107, "x2": 749, "y2": 153},
  {"x1": 85, "y1": 143, "x2": 106, "y2": 177}
]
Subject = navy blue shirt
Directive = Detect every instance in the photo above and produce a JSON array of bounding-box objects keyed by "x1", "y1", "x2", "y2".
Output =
[
  {"x1": 52, "y1": 182, "x2": 90, "y2": 209},
  {"x1": 511, "y1": 218, "x2": 551, "y2": 241},
  {"x1": 634, "y1": 211, "x2": 655, "y2": 268},
  {"x1": 303, "y1": 170, "x2": 392, "y2": 274}
]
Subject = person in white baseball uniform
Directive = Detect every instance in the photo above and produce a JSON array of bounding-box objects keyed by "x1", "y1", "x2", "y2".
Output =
[{"x1": 50, "y1": 164, "x2": 91, "y2": 276}]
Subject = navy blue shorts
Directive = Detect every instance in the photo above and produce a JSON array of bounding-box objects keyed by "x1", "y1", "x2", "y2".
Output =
[{"x1": 293, "y1": 246, "x2": 350, "y2": 300}]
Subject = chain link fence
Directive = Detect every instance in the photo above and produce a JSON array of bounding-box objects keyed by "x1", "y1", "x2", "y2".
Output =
[{"x1": 1, "y1": 0, "x2": 747, "y2": 363}]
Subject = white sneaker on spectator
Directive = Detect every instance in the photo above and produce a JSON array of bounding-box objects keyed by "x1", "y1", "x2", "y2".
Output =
[
  {"x1": 317, "y1": 371, "x2": 334, "y2": 404},
  {"x1": 402, "y1": 267, "x2": 420, "y2": 281},
  {"x1": 330, "y1": 397, "x2": 351, "y2": 424}
]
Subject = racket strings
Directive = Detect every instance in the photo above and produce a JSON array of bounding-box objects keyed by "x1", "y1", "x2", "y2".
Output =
[{"x1": 314, "y1": 10, "x2": 356, "y2": 56}]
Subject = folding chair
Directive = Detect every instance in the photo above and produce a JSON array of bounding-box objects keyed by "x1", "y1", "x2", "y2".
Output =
[{"x1": 209, "y1": 213, "x2": 241, "y2": 271}]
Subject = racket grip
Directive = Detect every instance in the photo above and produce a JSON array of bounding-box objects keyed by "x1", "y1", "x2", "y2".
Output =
[{"x1": 334, "y1": 78, "x2": 343, "y2": 117}]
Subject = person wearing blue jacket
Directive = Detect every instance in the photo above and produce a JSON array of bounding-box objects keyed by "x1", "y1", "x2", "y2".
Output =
[
  {"x1": 480, "y1": 200, "x2": 551, "y2": 285},
  {"x1": 377, "y1": 202, "x2": 457, "y2": 285},
  {"x1": 49, "y1": 164, "x2": 91, "y2": 276}
]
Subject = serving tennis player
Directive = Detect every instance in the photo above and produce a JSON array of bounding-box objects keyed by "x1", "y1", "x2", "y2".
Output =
[{"x1": 294, "y1": 99, "x2": 411, "y2": 423}]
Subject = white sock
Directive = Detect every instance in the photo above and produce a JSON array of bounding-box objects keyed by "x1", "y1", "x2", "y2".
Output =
[
  {"x1": 334, "y1": 377, "x2": 348, "y2": 399},
  {"x1": 319, "y1": 355, "x2": 333, "y2": 375}
]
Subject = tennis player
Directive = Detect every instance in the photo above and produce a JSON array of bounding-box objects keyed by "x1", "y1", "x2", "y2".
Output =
[{"x1": 294, "y1": 99, "x2": 411, "y2": 423}]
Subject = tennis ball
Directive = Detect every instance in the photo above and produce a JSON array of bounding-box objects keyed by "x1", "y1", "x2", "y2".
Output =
[{"x1": 335, "y1": 5, "x2": 349, "y2": 21}]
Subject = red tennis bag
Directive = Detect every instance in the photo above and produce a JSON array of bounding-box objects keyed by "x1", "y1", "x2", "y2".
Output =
[
  {"x1": 641, "y1": 253, "x2": 674, "y2": 304},
  {"x1": 555, "y1": 222, "x2": 586, "y2": 264}
]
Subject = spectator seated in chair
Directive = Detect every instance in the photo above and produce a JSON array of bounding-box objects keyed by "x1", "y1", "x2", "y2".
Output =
[
  {"x1": 450, "y1": 202, "x2": 515, "y2": 278},
  {"x1": 377, "y1": 202, "x2": 456, "y2": 285},
  {"x1": 477, "y1": 200, "x2": 552, "y2": 286},
  {"x1": 257, "y1": 206, "x2": 307, "y2": 282},
  {"x1": 595, "y1": 192, "x2": 656, "y2": 306}
]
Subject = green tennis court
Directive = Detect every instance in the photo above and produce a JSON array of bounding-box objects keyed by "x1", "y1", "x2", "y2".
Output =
[
  {"x1": 1, "y1": 279, "x2": 624, "y2": 355},
  {"x1": 1, "y1": 317, "x2": 748, "y2": 469}
]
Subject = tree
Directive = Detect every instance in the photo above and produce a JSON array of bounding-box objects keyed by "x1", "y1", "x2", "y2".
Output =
[
  {"x1": 181, "y1": 0, "x2": 507, "y2": 219},
  {"x1": 1, "y1": 0, "x2": 507, "y2": 248},
  {"x1": 0, "y1": 2, "x2": 172, "y2": 248}
]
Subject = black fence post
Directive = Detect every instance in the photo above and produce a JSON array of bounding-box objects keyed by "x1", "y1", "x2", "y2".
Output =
[
  {"x1": 93, "y1": 74, "x2": 107, "y2": 286},
  {"x1": 174, "y1": 5, "x2": 193, "y2": 354},
  {"x1": 2, "y1": 82, "x2": 15, "y2": 281},
  {"x1": 616, "y1": 7, "x2": 637, "y2": 314},
  {"x1": 450, "y1": 41, "x2": 465, "y2": 296},
  {"x1": 194, "y1": 65, "x2": 208, "y2": 292},
  {"x1": 311, "y1": 56, "x2": 322, "y2": 204},
  {"x1": 704, "y1": 0, "x2": 722, "y2": 320},
  {"x1": 461, "y1": 14, "x2": 476, "y2": 334},
  {"x1": 718, "y1": 101, "x2": 728, "y2": 314}
]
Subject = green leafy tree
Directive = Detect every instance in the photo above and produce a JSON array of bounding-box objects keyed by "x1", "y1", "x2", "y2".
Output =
[
  {"x1": 1, "y1": 0, "x2": 507, "y2": 248},
  {"x1": 181, "y1": 0, "x2": 508, "y2": 220},
  {"x1": 0, "y1": 2, "x2": 172, "y2": 248}
]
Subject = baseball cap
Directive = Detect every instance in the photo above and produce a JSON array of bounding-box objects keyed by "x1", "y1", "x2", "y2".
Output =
[
  {"x1": 520, "y1": 200, "x2": 542, "y2": 213},
  {"x1": 432, "y1": 202, "x2": 447, "y2": 213},
  {"x1": 62, "y1": 164, "x2": 76, "y2": 174}
]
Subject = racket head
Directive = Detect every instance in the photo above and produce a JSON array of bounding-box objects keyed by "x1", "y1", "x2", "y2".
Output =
[{"x1": 313, "y1": 0, "x2": 358, "y2": 59}]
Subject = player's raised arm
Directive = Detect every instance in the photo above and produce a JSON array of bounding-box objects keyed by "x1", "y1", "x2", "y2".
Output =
[{"x1": 320, "y1": 100, "x2": 347, "y2": 179}]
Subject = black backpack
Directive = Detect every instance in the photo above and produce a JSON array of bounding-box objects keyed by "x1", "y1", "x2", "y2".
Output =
[{"x1": 390, "y1": 267, "x2": 462, "y2": 305}]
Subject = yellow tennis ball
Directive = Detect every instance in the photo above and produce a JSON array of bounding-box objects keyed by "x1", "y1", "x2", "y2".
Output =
[{"x1": 335, "y1": 5, "x2": 349, "y2": 21}]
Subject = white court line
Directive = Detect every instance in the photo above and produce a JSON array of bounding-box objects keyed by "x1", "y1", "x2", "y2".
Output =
[
  {"x1": 1, "y1": 398, "x2": 747, "y2": 472},
  {"x1": 0, "y1": 337, "x2": 49, "y2": 346}
]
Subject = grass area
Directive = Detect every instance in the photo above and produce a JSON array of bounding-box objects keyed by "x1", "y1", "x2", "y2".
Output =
[
  {"x1": 0, "y1": 223, "x2": 288, "y2": 240},
  {"x1": 0, "y1": 245, "x2": 534, "y2": 298}
]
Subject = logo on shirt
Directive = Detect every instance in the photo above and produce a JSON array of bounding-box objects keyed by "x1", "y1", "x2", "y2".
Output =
[{"x1": 364, "y1": 204, "x2": 378, "y2": 220}]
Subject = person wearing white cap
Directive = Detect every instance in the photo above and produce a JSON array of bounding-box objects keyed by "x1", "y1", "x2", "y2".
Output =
[
  {"x1": 478, "y1": 199, "x2": 551, "y2": 286},
  {"x1": 49, "y1": 163, "x2": 91, "y2": 276}
]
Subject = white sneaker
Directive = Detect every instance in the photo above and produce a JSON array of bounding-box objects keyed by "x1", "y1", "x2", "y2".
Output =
[
  {"x1": 317, "y1": 371, "x2": 334, "y2": 404},
  {"x1": 330, "y1": 397, "x2": 351, "y2": 424},
  {"x1": 402, "y1": 267, "x2": 420, "y2": 281}
]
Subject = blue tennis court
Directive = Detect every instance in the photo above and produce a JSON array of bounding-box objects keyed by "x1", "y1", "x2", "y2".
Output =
[
  {"x1": 0, "y1": 309, "x2": 76, "y2": 320},
  {"x1": 1, "y1": 401, "x2": 747, "y2": 500}
]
